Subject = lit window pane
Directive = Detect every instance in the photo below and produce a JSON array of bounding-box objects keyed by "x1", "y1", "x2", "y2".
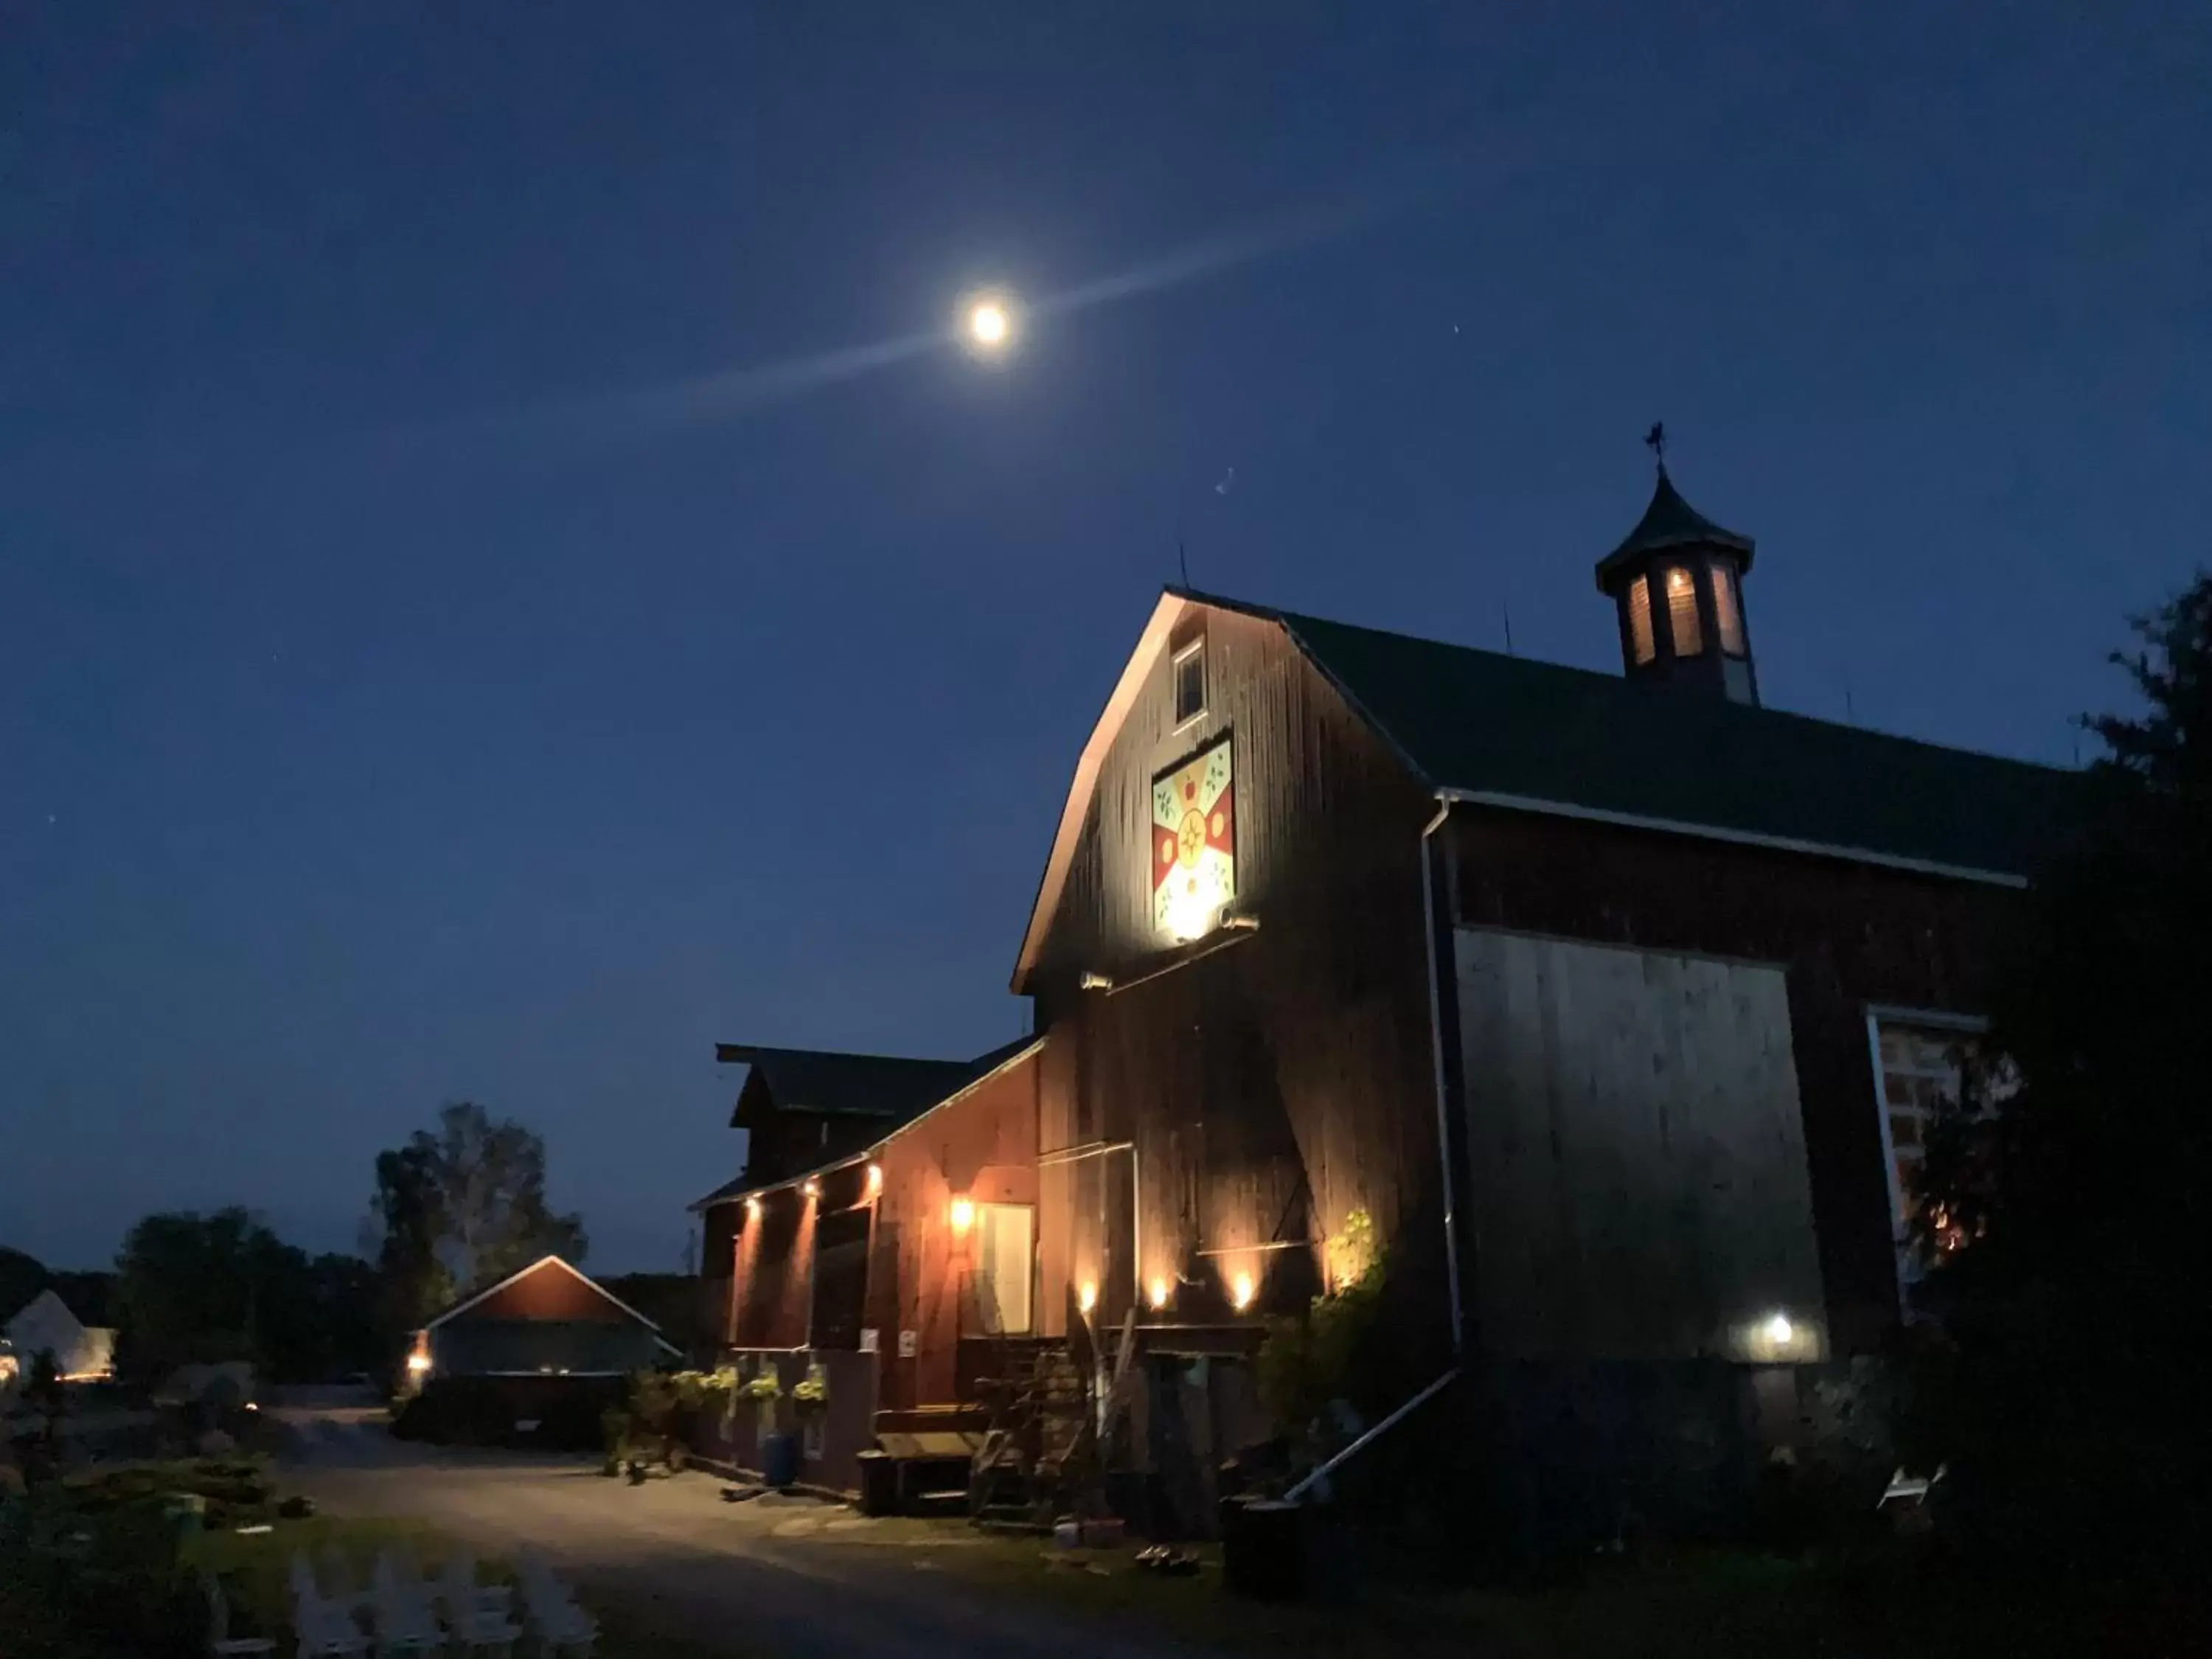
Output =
[
  {"x1": 973, "y1": 1203, "x2": 1034, "y2": 1335},
  {"x1": 1712, "y1": 564, "x2": 1746, "y2": 656},
  {"x1": 1627, "y1": 577, "x2": 1655, "y2": 665},
  {"x1": 1666, "y1": 566, "x2": 1703, "y2": 656}
]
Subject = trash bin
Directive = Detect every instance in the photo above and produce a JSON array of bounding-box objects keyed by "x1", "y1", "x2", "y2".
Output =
[
  {"x1": 857, "y1": 1450, "x2": 899, "y2": 1517},
  {"x1": 761, "y1": 1431, "x2": 801, "y2": 1490},
  {"x1": 1221, "y1": 1495, "x2": 1304, "y2": 1601}
]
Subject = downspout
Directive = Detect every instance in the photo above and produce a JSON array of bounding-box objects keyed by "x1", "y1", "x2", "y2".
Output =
[
  {"x1": 1422, "y1": 794, "x2": 1465, "y2": 1356},
  {"x1": 1281, "y1": 796, "x2": 1467, "y2": 1504}
]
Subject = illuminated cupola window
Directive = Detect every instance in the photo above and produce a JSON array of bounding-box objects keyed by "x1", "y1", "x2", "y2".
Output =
[{"x1": 1594, "y1": 425, "x2": 1760, "y2": 706}]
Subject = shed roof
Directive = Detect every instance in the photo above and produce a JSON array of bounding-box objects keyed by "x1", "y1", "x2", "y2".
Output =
[
  {"x1": 420, "y1": 1255, "x2": 679, "y2": 1357},
  {"x1": 717, "y1": 1037, "x2": 1029, "y2": 1129},
  {"x1": 693, "y1": 1036, "x2": 1042, "y2": 1211}
]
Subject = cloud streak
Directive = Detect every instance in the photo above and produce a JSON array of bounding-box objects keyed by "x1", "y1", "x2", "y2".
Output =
[{"x1": 401, "y1": 161, "x2": 1468, "y2": 455}]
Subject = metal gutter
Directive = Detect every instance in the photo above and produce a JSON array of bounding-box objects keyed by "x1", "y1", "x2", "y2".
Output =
[{"x1": 1421, "y1": 796, "x2": 1466, "y2": 1356}]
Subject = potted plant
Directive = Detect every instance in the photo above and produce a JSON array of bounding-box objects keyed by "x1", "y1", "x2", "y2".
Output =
[
  {"x1": 791, "y1": 1363, "x2": 829, "y2": 1464},
  {"x1": 745, "y1": 1367, "x2": 797, "y2": 1489}
]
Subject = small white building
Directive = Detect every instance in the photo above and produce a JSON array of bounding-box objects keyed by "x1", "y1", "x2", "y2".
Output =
[{"x1": 1, "y1": 1289, "x2": 116, "y2": 1382}]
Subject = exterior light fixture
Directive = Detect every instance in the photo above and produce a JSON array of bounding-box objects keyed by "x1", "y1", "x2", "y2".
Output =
[
  {"x1": 406, "y1": 1352, "x2": 432, "y2": 1376},
  {"x1": 950, "y1": 1197, "x2": 975, "y2": 1234},
  {"x1": 866, "y1": 1162, "x2": 883, "y2": 1195},
  {"x1": 1763, "y1": 1312, "x2": 1795, "y2": 1347},
  {"x1": 744, "y1": 1194, "x2": 762, "y2": 1220},
  {"x1": 1147, "y1": 1276, "x2": 1171, "y2": 1311},
  {"x1": 1077, "y1": 1281, "x2": 1098, "y2": 1315},
  {"x1": 802, "y1": 1178, "x2": 821, "y2": 1200},
  {"x1": 1231, "y1": 1271, "x2": 1256, "y2": 1312}
]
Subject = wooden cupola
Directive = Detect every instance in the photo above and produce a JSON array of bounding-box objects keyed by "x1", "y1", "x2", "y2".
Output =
[{"x1": 1595, "y1": 446, "x2": 1760, "y2": 706}]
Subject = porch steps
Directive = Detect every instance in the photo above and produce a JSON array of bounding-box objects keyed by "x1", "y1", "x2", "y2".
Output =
[{"x1": 970, "y1": 1341, "x2": 1093, "y2": 1526}]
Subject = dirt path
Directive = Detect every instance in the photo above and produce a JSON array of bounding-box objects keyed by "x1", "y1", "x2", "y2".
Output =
[{"x1": 277, "y1": 1425, "x2": 1192, "y2": 1659}]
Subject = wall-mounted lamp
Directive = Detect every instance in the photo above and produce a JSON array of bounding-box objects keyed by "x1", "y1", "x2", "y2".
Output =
[
  {"x1": 1763, "y1": 1312, "x2": 1794, "y2": 1346},
  {"x1": 866, "y1": 1162, "x2": 883, "y2": 1196},
  {"x1": 405, "y1": 1352, "x2": 432, "y2": 1376},
  {"x1": 950, "y1": 1197, "x2": 975, "y2": 1234},
  {"x1": 801, "y1": 1178, "x2": 821, "y2": 1200},
  {"x1": 1147, "y1": 1276, "x2": 1171, "y2": 1311},
  {"x1": 1231, "y1": 1271, "x2": 1256, "y2": 1312},
  {"x1": 1077, "y1": 1281, "x2": 1098, "y2": 1315},
  {"x1": 743, "y1": 1194, "x2": 762, "y2": 1220}
]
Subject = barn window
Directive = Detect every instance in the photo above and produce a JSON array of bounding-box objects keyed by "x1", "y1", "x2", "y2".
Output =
[
  {"x1": 1627, "y1": 575, "x2": 1656, "y2": 665},
  {"x1": 1868, "y1": 1012, "x2": 1994, "y2": 1313},
  {"x1": 1172, "y1": 638, "x2": 1206, "y2": 727},
  {"x1": 970, "y1": 1203, "x2": 1034, "y2": 1334},
  {"x1": 1665, "y1": 566, "x2": 1703, "y2": 656},
  {"x1": 1712, "y1": 563, "x2": 1746, "y2": 657}
]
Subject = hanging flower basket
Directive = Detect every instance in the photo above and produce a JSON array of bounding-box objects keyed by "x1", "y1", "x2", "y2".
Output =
[{"x1": 791, "y1": 1363, "x2": 829, "y2": 1413}]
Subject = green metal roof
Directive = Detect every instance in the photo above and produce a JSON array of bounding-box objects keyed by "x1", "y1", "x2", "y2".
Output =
[
  {"x1": 1253, "y1": 602, "x2": 2070, "y2": 880},
  {"x1": 1595, "y1": 469, "x2": 1755, "y2": 590}
]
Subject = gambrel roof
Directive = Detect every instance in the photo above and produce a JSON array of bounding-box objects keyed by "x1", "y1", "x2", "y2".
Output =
[{"x1": 1012, "y1": 588, "x2": 2074, "y2": 991}]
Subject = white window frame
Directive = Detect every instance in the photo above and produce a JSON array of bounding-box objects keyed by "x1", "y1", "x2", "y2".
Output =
[
  {"x1": 969, "y1": 1201, "x2": 1036, "y2": 1335},
  {"x1": 1171, "y1": 639, "x2": 1207, "y2": 731},
  {"x1": 1864, "y1": 1006, "x2": 1988, "y2": 1316}
]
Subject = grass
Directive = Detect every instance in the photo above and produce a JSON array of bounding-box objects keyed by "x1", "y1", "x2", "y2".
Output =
[{"x1": 821, "y1": 1521, "x2": 2111, "y2": 1659}]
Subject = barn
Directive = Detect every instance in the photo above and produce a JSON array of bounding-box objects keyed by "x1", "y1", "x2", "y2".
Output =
[
  {"x1": 699, "y1": 463, "x2": 2072, "y2": 1540},
  {"x1": 398, "y1": 1255, "x2": 681, "y2": 1447}
]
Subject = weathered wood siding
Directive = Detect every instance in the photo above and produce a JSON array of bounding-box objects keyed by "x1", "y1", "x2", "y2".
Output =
[
  {"x1": 728, "y1": 1192, "x2": 813, "y2": 1351},
  {"x1": 1029, "y1": 602, "x2": 1447, "y2": 1352},
  {"x1": 1454, "y1": 929, "x2": 1824, "y2": 1360},
  {"x1": 1446, "y1": 806, "x2": 2018, "y2": 1352},
  {"x1": 863, "y1": 1048, "x2": 1040, "y2": 1410}
]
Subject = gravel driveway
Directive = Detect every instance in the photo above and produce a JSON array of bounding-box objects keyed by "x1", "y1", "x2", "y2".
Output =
[{"x1": 276, "y1": 1419, "x2": 1189, "y2": 1659}]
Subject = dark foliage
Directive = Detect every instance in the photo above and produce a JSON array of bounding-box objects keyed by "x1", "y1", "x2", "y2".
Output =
[
  {"x1": 1907, "y1": 572, "x2": 2212, "y2": 1594},
  {"x1": 365, "y1": 1102, "x2": 588, "y2": 1333},
  {"x1": 0, "y1": 1245, "x2": 46, "y2": 1322},
  {"x1": 599, "y1": 1271, "x2": 708, "y2": 1357},
  {"x1": 108, "y1": 1209, "x2": 380, "y2": 1382}
]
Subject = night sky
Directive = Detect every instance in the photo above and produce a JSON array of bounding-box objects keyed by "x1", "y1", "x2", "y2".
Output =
[{"x1": 6, "y1": 5, "x2": 2207, "y2": 1273}]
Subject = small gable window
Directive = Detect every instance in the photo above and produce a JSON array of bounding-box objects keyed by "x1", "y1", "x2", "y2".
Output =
[
  {"x1": 1627, "y1": 576, "x2": 1656, "y2": 665},
  {"x1": 1712, "y1": 563, "x2": 1746, "y2": 657},
  {"x1": 1665, "y1": 566, "x2": 1703, "y2": 657},
  {"x1": 1173, "y1": 638, "x2": 1207, "y2": 726}
]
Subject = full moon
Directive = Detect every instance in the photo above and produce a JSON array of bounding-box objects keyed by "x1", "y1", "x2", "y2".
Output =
[{"x1": 969, "y1": 301, "x2": 1009, "y2": 346}]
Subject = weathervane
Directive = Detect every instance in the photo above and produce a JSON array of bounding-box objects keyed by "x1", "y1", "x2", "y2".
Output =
[{"x1": 1644, "y1": 420, "x2": 1668, "y2": 473}]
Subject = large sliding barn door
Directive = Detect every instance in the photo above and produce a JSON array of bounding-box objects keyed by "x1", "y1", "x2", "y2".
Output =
[{"x1": 1454, "y1": 928, "x2": 1826, "y2": 1362}]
